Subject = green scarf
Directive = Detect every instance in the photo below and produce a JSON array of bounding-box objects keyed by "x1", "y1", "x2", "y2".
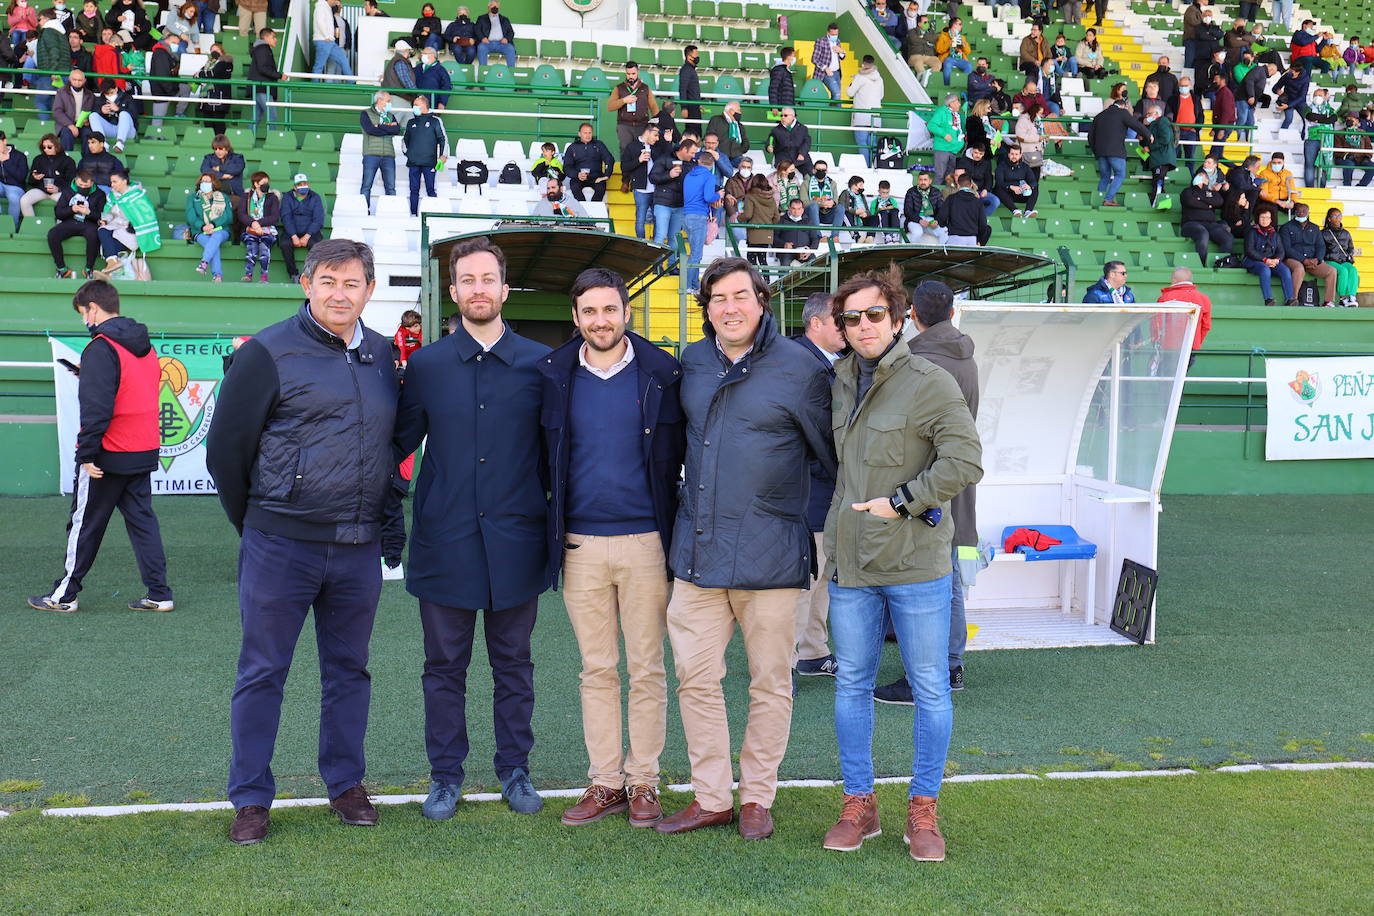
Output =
[
  {"x1": 727, "y1": 118, "x2": 741, "y2": 143},
  {"x1": 113, "y1": 184, "x2": 162, "y2": 253}
]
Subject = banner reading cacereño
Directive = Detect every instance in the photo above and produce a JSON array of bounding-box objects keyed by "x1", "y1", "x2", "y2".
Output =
[
  {"x1": 1264, "y1": 356, "x2": 1374, "y2": 461},
  {"x1": 50, "y1": 336, "x2": 232, "y2": 494}
]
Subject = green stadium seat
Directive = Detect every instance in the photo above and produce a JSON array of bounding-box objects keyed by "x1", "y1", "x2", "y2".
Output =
[
  {"x1": 253, "y1": 157, "x2": 296, "y2": 179},
  {"x1": 262, "y1": 130, "x2": 297, "y2": 152},
  {"x1": 636, "y1": 0, "x2": 659, "y2": 14},
  {"x1": 1137, "y1": 249, "x2": 1170, "y2": 270},
  {"x1": 1123, "y1": 191, "x2": 1151, "y2": 209},
  {"x1": 745, "y1": 2, "x2": 770, "y2": 22},
  {"x1": 223, "y1": 127, "x2": 255, "y2": 149},
  {"x1": 713, "y1": 74, "x2": 745, "y2": 98},
  {"x1": 0, "y1": 116, "x2": 16, "y2": 138},
  {"x1": 297, "y1": 159, "x2": 333, "y2": 182},
  {"x1": 137, "y1": 153, "x2": 171, "y2": 177},
  {"x1": 670, "y1": 23, "x2": 697, "y2": 42},
  {"x1": 727, "y1": 27, "x2": 754, "y2": 45},
  {"x1": 718, "y1": 1, "x2": 743, "y2": 19},
  {"x1": 712, "y1": 50, "x2": 739, "y2": 71},
  {"x1": 570, "y1": 41, "x2": 598, "y2": 62},
  {"x1": 1044, "y1": 215, "x2": 1071, "y2": 236},
  {"x1": 529, "y1": 64, "x2": 566, "y2": 90},
  {"x1": 483, "y1": 65, "x2": 517, "y2": 89},
  {"x1": 443, "y1": 61, "x2": 470, "y2": 83},
  {"x1": 691, "y1": 2, "x2": 716, "y2": 19},
  {"x1": 631, "y1": 46, "x2": 655, "y2": 66},
  {"x1": 576, "y1": 67, "x2": 613, "y2": 92},
  {"x1": 171, "y1": 156, "x2": 205, "y2": 178},
  {"x1": 739, "y1": 51, "x2": 767, "y2": 70},
  {"x1": 655, "y1": 47, "x2": 682, "y2": 68},
  {"x1": 1079, "y1": 216, "x2": 1109, "y2": 238},
  {"x1": 142, "y1": 124, "x2": 179, "y2": 143},
  {"x1": 697, "y1": 74, "x2": 717, "y2": 94},
  {"x1": 700, "y1": 25, "x2": 725, "y2": 43},
  {"x1": 16, "y1": 216, "x2": 52, "y2": 238},
  {"x1": 300, "y1": 131, "x2": 337, "y2": 152},
  {"x1": 515, "y1": 38, "x2": 537, "y2": 58},
  {"x1": 18, "y1": 121, "x2": 47, "y2": 145},
  {"x1": 643, "y1": 21, "x2": 670, "y2": 41},
  {"x1": 755, "y1": 26, "x2": 780, "y2": 45},
  {"x1": 663, "y1": 0, "x2": 690, "y2": 17},
  {"x1": 539, "y1": 39, "x2": 567, "y2": 59},
  {"x1": 798, "y1": 78, "x2": 830, "y2": 101},
  {"x1": 512, "y1": 68, "x2": 532, "y2": 86},
  {"x1": 181, "y1": 126, "x2": 214, "y2": 150},
  {"x1": 602, "y1": 45, "x2": 629, "y2": 66},
  {"x1": 164, "y1": 186, "x2": 190, "y2": 217}
]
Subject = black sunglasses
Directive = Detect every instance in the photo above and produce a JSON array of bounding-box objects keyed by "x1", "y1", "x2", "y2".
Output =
[{"x1": 840, "y1": 306, "x2": 890, "y2": 327}]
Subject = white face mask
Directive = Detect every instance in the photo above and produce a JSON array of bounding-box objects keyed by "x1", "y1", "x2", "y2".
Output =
[
  {"x1": 412, "y1": 105, "x2": 422, "y2": 115},
  {"x1": 199, "y1": 181, "x2": 212, "y2": 193}
]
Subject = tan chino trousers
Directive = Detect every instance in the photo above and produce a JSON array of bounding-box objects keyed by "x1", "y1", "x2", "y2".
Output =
[
  {"x1": 562, "y1": 532, "x2": 670, "y2": 789},
  {"x1": 793, "y1": 531, "x2": 831, "y2": 663},
  {"x1": 667, "y1": 580, "x2": 801, "y2": 812}
]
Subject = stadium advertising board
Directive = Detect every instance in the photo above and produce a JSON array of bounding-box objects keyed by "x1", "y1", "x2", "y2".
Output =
[
  {"x1": 50, "y1": 336, "x2": 230, "y2": 495},
  {"x1": 1264, "y1": 356, "x2": 1374, "y2": 461}
]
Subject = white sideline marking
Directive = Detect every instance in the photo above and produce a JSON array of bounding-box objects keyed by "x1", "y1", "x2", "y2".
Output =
[{"x1": 25, "y1": 762, "x2": 1371, "y2": 818}]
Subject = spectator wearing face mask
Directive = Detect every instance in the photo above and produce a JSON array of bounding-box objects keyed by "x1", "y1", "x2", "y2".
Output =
[
  {"x1": 359, "y1": 90, "x2": 401, "y2": 205},
  {"x1": 233, "y1": 171, "x2": 279, "y2": 283},
  {"x1": 1075, "y1": 29, "x2": 1108, "y2": 80},
  {"x1": 837, "y1": 174, "x2": 878, "y2": 243},
  {"x1": 938, "y1": 174, "x2": 989, "y2": 246},
  {"x1": 1289, "y1": 20, "x2": 1330, "y2": 75},
  {"x1": 476, "y1": 1, "x2": 515, "y2": 67},
  {"x1": 1142, "y1": 103, "x2": 1176, "y2": 209},
  {"x1": 904, "y1": 15, "x2": 939, "y2": 87},
  {"x1": 196, "y1": 44, "x2": 234, "y2": 136},
  {"x1": 1243, "y1": 206, "x2": 1294, "y2": 307},
  {"x1": 1178, "y1": 170, "x2": 1233, "y2": 267},
  {"x1": 776, "y1": 198, "x2": 818, "y2": 265},
  {"x1": 812, "y1": 21, "x2": 846, "y2": 100},
  {"x1": 0, "y1": 130, "x2": 29, "y2": 231},
  {"x1": 187, "y1": 173, "x2": 232, "y2": 282},
  {"x1": 805, "y1": 161, "x2": 845, "y2": 236},
  {"x1": 402, "y1": 94, "x2": 448, "y2": 217},
  {"x1": 89, "y1": 79, "x2": 136, "y2": 153},
  {"x1": 722, "y1": 155, "x2": 755, "y2": 249},
  {"x1": 444, "y1": 6, "x2": 476, "y2": 64},
  {"x1": 1258, "y1": 152, "x2": 1294, "y2": 212},
  {"x1": 1279, "y1": 202, "x2": 1338, "y2": 308},
  {"x1": 966, "y1": 58, "x2": 995, "y2": 103},
  {"x1": 279, "y1": 174, "x2": 324, "y2": 284},
  {"x1": 1272, "y1": 63, "x2": 1310, "y2": 132},
  {"x1": 47, "y1": 174, "x2": 104, "y2": 273},
  {"x1": 935, "y1": 18, "x2": 971, "y2": 86},
  {"x1": 148, "y1": 34, "x2": 191, "y2": 127},
  {"x1": 1320, "y1": 208, "x2": 1361, "y2": 307},
  {"x1": 415, "y1": 46, "x2": 451, "y2": 109},
  {"x1": 928, "y1": 93, "x2": 964, "y2": 185},
  {"x1": 1335, "y1": 114, "x2": 1373, "y2": 187},
  {"x1": 949, "y1": 144, "x2": 999, "y2": 218},
  {"x1": 994, "y1": 144, "x2": 1038, "y2": 218}
]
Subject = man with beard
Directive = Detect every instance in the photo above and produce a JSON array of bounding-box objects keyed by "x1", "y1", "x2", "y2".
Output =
[
  {"x1": 539, "y1": 268, "x2": 686, "y2": 828},
  {"x1": 394, "y1": 236, "x2": 552, "y2": 822}
]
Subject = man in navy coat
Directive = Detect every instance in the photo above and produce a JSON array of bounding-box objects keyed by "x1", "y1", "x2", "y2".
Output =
[{"x1": 393, "y1": 235, "x2": 551, "y2": 820}]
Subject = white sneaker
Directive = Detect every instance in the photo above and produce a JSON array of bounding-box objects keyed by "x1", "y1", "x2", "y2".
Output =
[
  {"x1": 128, "y1": 597, "x2": 174, "y2": 612},
  {"x1": 1013, "y1": 209, "x2": 1023, "y2": 217},
  {"x1": 382, "y1": 559, "x2": 405, "y2": 580},
  {"x1": 1026, "y1": 209, "x2": 1038, "y2": 217}
]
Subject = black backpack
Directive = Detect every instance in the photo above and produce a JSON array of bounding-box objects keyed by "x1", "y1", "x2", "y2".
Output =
[
  {"x1": 875, "y1": 135, "x2": 904, "y2": 170},
  {"x1": 498, "y1": 161, "x2": 522, "y2": 185},
  {"x1": 457, "y1": 160, "x2": 489, "y2": 192}
]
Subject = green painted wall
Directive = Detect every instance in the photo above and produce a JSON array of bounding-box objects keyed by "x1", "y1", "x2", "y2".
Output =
[{"x1": 1163, "y1": 428, "x2": 1374, "y2": 494}]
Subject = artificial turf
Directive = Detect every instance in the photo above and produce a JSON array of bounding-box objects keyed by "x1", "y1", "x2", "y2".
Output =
[
  {"x1": 0, "y1": 494, "x2": 1371, "y2": 810},
  {"x1": 2, "y1": 770, "x2": 1371, "y2": 915}
]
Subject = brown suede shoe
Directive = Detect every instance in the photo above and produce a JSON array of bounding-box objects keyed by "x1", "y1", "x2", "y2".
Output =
[
  {"x1": 626, "y1": 784, "x2": 663, "y2": 827},
  {"x1": 738, "y1": 802, "x2": 774, "y2": 840},
  {"x1": 903, "y1": 795, "x2": 945, "y2": 862},
  {"x1": 822, "y1": 793, "x2": 881, "y2": 851},
  {"x1": 560, "y1": 784, "x2": 628, "y2": 826},
  {"x1": 229, "y1": 805, "x2": 269, "y2": 845},
  {"x1": 329, "y1": 785, "x2": 379, "y2": 826},
  {"x1": 654, "y1": 800, "x2": 733, "y2": 834}
]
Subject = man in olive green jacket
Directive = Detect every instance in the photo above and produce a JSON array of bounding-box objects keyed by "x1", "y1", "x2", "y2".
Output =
[{"x1": 818, "y1": 265, "x2": 981, "y2": 865}]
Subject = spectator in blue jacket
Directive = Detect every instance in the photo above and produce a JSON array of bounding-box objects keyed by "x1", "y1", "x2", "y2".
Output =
[
  {"x1": 1243, "y1": 207, "x2": 1294, "y2": 306},
  {"x1": 414, "y1": 45, "x2": 452, "y2": 109},
  {"x1": 1082, "y1": 260, "x2": 1136, "y2": 303},
  {"x1": 681, "y1": 149, "x2": 722, "y2": 293},
  {"x1": 278, "y1": 173, "x2": 324, "y2": 283},
  {"x1": 967, "y1": 58, "x2": 996, "y2": 103},
  {"x1": 444, "y1": 7, "x2": 477, "y2": 64}
]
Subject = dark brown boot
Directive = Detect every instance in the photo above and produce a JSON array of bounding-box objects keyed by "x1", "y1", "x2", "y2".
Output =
[
  {"x1": 329, "y1": 785, "x2": 378, "y2": 826},
  {"x1": 229, "y1": 805, "x2": 269, "y2": 845}
]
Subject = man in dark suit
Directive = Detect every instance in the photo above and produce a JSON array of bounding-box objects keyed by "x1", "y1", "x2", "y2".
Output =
[
  {"x1": 394, "y1": 236, "x2": 551, "y2": 821},
  {"x1": 790, "y1": 292, "x2": 845, "y2": 680}
]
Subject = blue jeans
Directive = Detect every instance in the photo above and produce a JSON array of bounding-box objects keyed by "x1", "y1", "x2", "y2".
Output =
[
  {"x1": 0, "y1": 182, "x2": 22, "y2": 229},
  {"x1": 1303, "y1": 137, "x2": 1321, "y2": 186},
  {"x1": 1243, "y1": 257, "x2": 1294, "y2": 300},
  {"x1": 409, "y1": 164, "x2": 437, "y2": 215},
  {"x1": 830, "y1": 576, "x2": 954, "y2": 798},
  {"x1": 196, "y1": 1, "x2": 218, "y2": 32},
  {"x1": 980, "y1": 192, "x2": 1000, "y2": 217},
  {"x1": 33, "y1": 74, "x2": 54, "y2": 121},
  {"x1": 854, "y1": 130, "x2": 874, "y2": 165},
  {"x1": 652, "y1": 204, "x2": 685, "y2": 268},
  {"x1": 633, "y1": 191, "x2": 653, "y2": 238},
  {"x1": 949, "y1": 544, "x2": 967, "y2": 667},
  {"x1": 253, "y1": 91, "x2": 275, "y2": 130},
  {"x1": 942, "y1": 57, "x2": 973, "y2": 85},
  {"x1": 1056, "y1": 57, "x2": 1079, "y2": 76},
  {"x1": 683, "y1": 212, "x2": 708, "y2": 290},
  {"x1": 451, "y1": 43, "x2": 477, "y2": 64},
  {"x1": 1280, "y1": 103, "x2": 1307, "y2": 130},
  {"x1": 819, "y1": 71, "x2": 841, "y2": 98},
  {"x1": 1235, "y1": 99, "x2": 1254, "y2": 130},
  {"x1": 1272, "y1": 0, "x2": 1292, "y2": 28},
  {"x1": 195, "y1": 228, "x2": 230, "y2": 276},
  {"x1": 228, "y1": 527, "x2": 383, "y2": 809},
  {"x1": 312, "y1": 40, "x2": 353, "y2": 77},
  {"x1": 1096, "y1": 155, "x2": 1127, "y2": 201},
  {"x1": 805, "y1": 202, "x2": 846, "y2": 236},
  {"x1": 89, "y1": 111, "x2": 136, "y2": 144},
  {"x1": 477, "y1": 41, "x2": 516, "y2": 67},
  {"x1": 361, "y1": 155, "x2": 396, "y2": 202}
]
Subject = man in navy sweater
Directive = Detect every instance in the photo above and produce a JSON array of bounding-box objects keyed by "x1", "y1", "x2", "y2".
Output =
[{"x1": 539, "y1": 268, "x2": 686, "y2": 829}]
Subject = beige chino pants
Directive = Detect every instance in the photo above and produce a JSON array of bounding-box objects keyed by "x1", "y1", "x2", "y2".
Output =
[
  {"x1": 793, "y1": 531, "x2": 831, "y2": 663},
  {"x1": 562, "y1": 532, "x2": 670, "y2": 789},
  {"x1": 667, "y1": 580, "x2": 801, "y2": 812}
]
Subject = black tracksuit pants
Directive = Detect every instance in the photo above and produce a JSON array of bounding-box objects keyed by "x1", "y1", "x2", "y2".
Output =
[
  {"x1": 48, "y1": 220, "x2": 101, "y2": 271},
  {"x1": 47, "y1": 466, "x2": 171, "y2": 604}
]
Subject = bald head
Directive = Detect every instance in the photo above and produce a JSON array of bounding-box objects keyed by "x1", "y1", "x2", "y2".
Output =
[{"x1": 1170, "y1": 266, "x2": 1193, "y2": 284}]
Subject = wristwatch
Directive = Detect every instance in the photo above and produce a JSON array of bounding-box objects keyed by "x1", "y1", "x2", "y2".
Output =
[{"x1": 888, "y1": 495, "x2": 912, "y2": 518}]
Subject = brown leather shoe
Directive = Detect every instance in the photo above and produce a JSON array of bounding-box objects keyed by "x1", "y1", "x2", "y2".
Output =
[
  {"x1": 329, "y1": 785, "x2": 379, "y2": 826},
  {"x1": 654, "y1": 800, "x2": 733, "y2": 834},
  {"x1": 903, "y1": 795, "x2": 945, "y2": 861},
  {"x1": 738, "y1": 802, "x2": 774, "y2": 840},
  {"x1": 626, "y1": 784, "x2": 663, "y2": 827},
  {"x1": 822, "y1": 793, "x2": 881, "y2": 851},
  {"x1": 229, "y1": 805, "x2": 269, "y2": 845},
  {"x1": 560, "y1": 784, "x2": 628, "y2": 826}
]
